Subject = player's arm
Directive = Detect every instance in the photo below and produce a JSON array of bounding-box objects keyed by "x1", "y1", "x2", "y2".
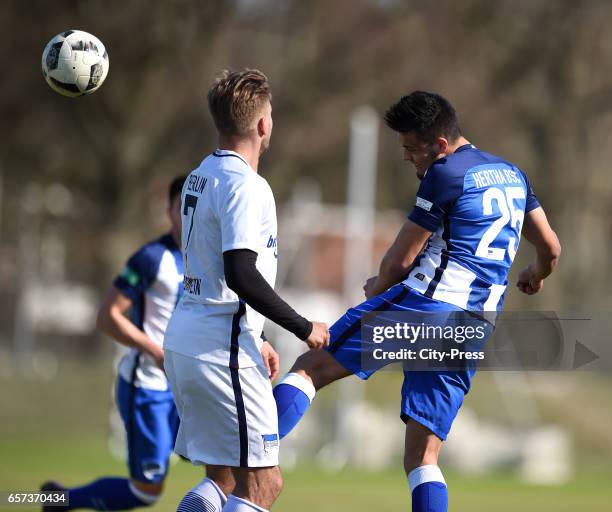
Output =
[
  {"x1": 516, "y1": 206, "x2": 561, "y2": 295},
  {"x1": 96, "y1": 287, "x2": 164, "y2": 367},
  {"x1": 220, "y1": 180, "x2": 328, "y2": 349},
  {"x1": 224, "y1": 249, "x2": 329, "y2": 349},
  {"x1": 364, "y1": 161, "x2": 460, "y2": 298},
  {"x1": 101, "y1": 245, "x2": 163, "y2": 363},
  {"x1": 364, "y1": 220, "x2": 432, "y2": 298}
]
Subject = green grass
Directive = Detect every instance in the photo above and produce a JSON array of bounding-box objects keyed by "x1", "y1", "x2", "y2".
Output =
[{"x1": 1, "y1": 436, "x2": 611, "y2": 511}]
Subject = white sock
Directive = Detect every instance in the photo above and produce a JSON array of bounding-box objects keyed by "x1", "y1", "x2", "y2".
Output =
[
  {"x1": 222, "y1": 495, "x2": 268, "y2": 512},
  {"x1": 408, "y1": 464, "x2": 446, "y2": 493},
  {"x1": 177, "y1": 477, "x2": 227, "y2": 512},
  {"x1": 278, "y1": 372, "x2": 316, "y2": 402}
]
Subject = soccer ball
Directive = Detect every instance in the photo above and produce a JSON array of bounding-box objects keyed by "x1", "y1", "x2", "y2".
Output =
[{"x1": 42, "y1": 30, "x2": 109, "y2": 97}]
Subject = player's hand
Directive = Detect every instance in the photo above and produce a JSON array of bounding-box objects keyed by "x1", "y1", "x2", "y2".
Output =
[
  {"x1": 148, "y1": 343, "x2": 165, "y2": 371},
  {"x1": 260, "y1": 341, "x2": 280, "y2": 380},
  {"x1": 516, "y1": 265, "x2": 544, "y2": 295},
  {"x1": 363, "y1": 276, "x2": 379, "y2": 298},
  {"x1": 305, "y1": 321, "x2": 330, "y2": 350}
]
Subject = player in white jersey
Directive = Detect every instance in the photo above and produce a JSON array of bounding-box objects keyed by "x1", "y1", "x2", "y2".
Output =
[
  {"x1": 163, "y1": 69, "x2": 329, "y2": 512},
  {"x1": 41, "y1": 176, "x2": 186, "y2": 511}
]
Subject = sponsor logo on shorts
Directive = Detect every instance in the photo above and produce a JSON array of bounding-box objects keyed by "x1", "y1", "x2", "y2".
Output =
[
  {"x1": 184, "y1": 275, "x2": 202, "y2": 295},
  {"x1": 262, "y1": 434, "x2": 279, "y2": 454}
]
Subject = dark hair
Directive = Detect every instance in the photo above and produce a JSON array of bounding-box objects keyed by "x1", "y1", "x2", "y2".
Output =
[
  {"x1": 207, "y1": 68, "x2": 272, "y2": 136},
  {"x1": 168, "y1": 175, "x2": 186, "y2": 204},
  {"x1": 384, "y1": 91, "x2": 461, "y2": 143}
]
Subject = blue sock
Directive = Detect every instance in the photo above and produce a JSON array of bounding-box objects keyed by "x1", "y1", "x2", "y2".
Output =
[
  {"x1": 273, "y1": 373, "x2": 316, "y2": 439},
  {"x1": 408, "y1": 465, "x2": 448, "y2": 512},
  {"x1": 67, "y1": 477, "x2": 156, "y2": 510}
]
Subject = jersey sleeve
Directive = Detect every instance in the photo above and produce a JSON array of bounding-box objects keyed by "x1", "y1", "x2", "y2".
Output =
[
  {"x1": 220, "y1": 178, "x2": 266, "y2": 253},
  {"x1": 113, "y1": 245, "x2": 160, "y2": 302},
  {"x1": 521, "y1": 171, "x2": 541, "y2": 213},
  {"x1": 408, "y1": 164, "x2": 464, "y2": 232}
]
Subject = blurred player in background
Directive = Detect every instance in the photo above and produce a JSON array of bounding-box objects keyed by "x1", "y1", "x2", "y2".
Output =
[
  {"x1": 272, "y1": 91, "x2": 562, "y2": 512},
  {"x1": 163, "y1": 69, "x2": 329, "y2": 512},
  {"x1": 41, "y1": 175, "x2": 186, "y2": 510}
]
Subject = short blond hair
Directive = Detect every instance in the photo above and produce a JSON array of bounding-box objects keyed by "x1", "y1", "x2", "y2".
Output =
[{"x1": 207, "y1": 69, "x2": 272, "y2": 136}]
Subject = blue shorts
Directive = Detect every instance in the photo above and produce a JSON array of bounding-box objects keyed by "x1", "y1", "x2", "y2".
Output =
[
  {"x1": 116, "y1": 377, "x2": 180, "y2": 483},
  {"x1": 326, "y1": 284, "x2": 492, "y2": 440}
]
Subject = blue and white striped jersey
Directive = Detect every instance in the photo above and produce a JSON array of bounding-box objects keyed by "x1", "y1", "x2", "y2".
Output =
[
  {"x1": 113, "y1": 233, "x2": 183, "y2": 390},
  {"x1": 403, "y1": 144, "x2": 540, "y2": 312}
]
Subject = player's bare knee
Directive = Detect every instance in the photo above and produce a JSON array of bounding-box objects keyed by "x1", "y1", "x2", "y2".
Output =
[
  {"x1": 258, "y1": 467, "x2": 283, "y2": 502},
  {"x1": 290, "y1": 350, "x2": 314, "y2": 371},
  {"x1": 290, "y1": 350, "x2": 347, "y2": 390},
  {"x1": 206, "y1": 465, "x2": 235, "y2": 496},
  {"x1": 233, "y1": 467, "x2": 282, "y2": 507},
  {"x1": 290, "y1": 352, "x2": 320, "y2": 383},
  {"x1": 403, "y1": 421, "x2": 442, "y2": 474},
  {"x1": 269, "y1": 468, "x2": 283, "y2": 497}
]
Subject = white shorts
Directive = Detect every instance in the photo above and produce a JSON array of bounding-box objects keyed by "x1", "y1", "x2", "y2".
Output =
[{"x1": 164, "y1": 350, "x2": 279, "y2": 467}]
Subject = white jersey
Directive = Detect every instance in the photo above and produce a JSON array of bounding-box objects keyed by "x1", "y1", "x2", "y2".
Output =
[
  {"x1": 114, "y1": 234, "x2": 183, "y2": 391},
  {"x1": 164, "y1": 149, "x2": 278, "y2": 368}
]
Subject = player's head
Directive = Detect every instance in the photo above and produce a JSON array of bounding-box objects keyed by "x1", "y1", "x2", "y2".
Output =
[
  {"x1": 385, "y1": 91, "x2": 462, "y2": 178},
  {"x1": 207, "y1": 69, "x2": 273, "y2": 153},
  {"x1": 168, "y1": 174, "x2": 186, "y2": 244}
]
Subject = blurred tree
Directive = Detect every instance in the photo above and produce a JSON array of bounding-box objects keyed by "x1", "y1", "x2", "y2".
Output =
[{"x1": 0, "y1": 0, "x2": 610, "y2": 337}]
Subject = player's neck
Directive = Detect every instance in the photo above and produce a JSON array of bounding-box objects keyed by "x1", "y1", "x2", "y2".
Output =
[
  {"x1": 447, "y1": 136, "x2": 471, "y2": 154},
  {"x1": 217, "y1": 137, "x2": 261, "y2": 173}
]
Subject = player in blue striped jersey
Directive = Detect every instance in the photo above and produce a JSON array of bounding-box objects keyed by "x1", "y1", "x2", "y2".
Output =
[
  {"x1": 401, "y1": 141, "x2": 540, "y2": 312},
  {"x1": 273, "y1": 92, "x2": 561, "y2": 512},
  {"x1": 41, "y1": 176, "x2": 186, "y2": 511}
]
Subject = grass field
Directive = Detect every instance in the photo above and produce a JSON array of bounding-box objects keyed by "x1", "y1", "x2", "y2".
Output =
[
  {"x1": 1, "y1": 436, "x2": 612, "y2": 511},
  {"x1": 1, "y1": 356, "x2": 611, "y2": 511}
]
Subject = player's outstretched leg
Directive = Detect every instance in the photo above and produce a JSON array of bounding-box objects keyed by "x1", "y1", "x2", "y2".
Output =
[
  {"x1": 273, "y1": 349, "x2": 351, "y2": 439},
  {"x1": 177, "y1": 465, "x2": 233, "y2": 512},
  {"x1": 404, "y1": 420, "x2": 447, "y2": 512},
  {"x1": 41, "y1": 478, "x2": 160, "y2": 511},
  {"x1": 275, "y1": 283, "x2": 414, "y2": 438}
]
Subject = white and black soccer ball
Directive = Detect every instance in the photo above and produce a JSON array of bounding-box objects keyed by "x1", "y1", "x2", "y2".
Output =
[{"x1": 42, "y1": 30, "x2": 109, "y2": 97}]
